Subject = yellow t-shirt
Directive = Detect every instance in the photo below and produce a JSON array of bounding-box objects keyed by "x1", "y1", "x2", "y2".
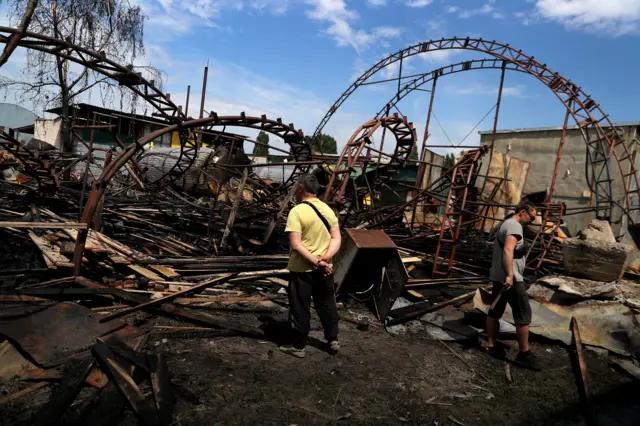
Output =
[{"x1": 285, "y1": 198, "x2": 339, "y2": 272}]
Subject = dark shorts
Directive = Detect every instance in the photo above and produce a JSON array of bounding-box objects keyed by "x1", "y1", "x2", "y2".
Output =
[{"x1": 488, "y1": 280, "x2": 532, "y2": 326}]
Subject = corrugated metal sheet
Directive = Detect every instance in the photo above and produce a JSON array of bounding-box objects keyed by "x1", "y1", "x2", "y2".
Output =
[{"x1": 138, "y1": 147, "x2": 220, "y2": 194}]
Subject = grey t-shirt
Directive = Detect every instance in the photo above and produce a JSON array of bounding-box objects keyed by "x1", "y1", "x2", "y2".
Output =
[{"x1": 490, "y1": 217, "x2": 525, "y2": 283}]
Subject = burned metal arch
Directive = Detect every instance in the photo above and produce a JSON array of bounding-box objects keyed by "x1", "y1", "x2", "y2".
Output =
[
  {"x1": 374, "y1": 58, "x2": 527, "y2": 119},
  {"x1": 314, "y1": 37, "x2": 640, "y2": 221},
  {"x1": 323, "y1": 114, "x2": 416, "y2": 207},
  {"x1": 73, "y1": 114, "x2": 309, "y2": 272}
]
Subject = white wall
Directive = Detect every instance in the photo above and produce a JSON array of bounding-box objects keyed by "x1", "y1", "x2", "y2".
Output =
[{"x1": 34, "y1": 118, "x2": 62, "y2": 149}]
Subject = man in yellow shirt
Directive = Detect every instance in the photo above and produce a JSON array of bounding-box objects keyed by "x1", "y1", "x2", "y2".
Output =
[{"x1": 279, "y1": 174, "x2": 342, "y2": 358}]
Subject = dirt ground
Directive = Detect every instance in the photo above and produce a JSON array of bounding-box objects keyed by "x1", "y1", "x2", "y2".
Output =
[{"x1": 2, "y1": 307, "x2": 640, "y2": 426}]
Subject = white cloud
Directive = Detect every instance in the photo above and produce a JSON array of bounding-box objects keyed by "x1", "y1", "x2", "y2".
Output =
[
  {"x1": 374, "y1": 26, "x2": 404, "y2": 38},
  {"x1": 407, "y1": 0, "x2": 433, "y2": 7},
  {"x1": 449, "y1": 0, "x2": 503, "y2": 20},
  {"x1": 305, "y1": 0, "x2": 403, "y2": 52},
  {"x1": 419, "y1": 49, "x2": 461, "y2": 64},
  {"x1": 162, "y1": 57, "x2": 369, "y2": 151},
  {"x1": 535, "y1": 0, "x2": 640, "y2": 35},
  {"x1": 459, "y1": 2, "x2": 494, "y2": 19},
  {"x1": 134, "y1": 0, "x2": 291, "y2": 37},
  {"x1": 366, "y1": 0, "x2": 388, "y2": 6},
  {"x1": 250, "y1": 0, "x2": 291, "y2": 15},
  {"x1": 453, "y1": 83, "x2": 527, "y2": 97},
  {"x1": 513, "y1": 10, "x2": 538, "y2": 26}
]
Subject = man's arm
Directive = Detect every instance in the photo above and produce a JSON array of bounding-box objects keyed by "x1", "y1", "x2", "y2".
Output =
[
  {"x1": 502, "y1": 235, "x2": 518, "y2": 289},
  {"x1": 289, "y1": 232, "x2": 320, "y2": 267},
  {"x1": 320, "y1": 226, "x2": 341, "y2": 262}
]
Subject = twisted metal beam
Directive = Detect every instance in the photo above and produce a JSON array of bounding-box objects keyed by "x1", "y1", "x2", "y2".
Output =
[
  {"x1": 0, "y1": 0, "x2": 37, "y2": 67},
  {"x1": 0, "y1": 25, "x2": 197, "y2": 185},
  {"x1": 323, "y1": 114, "x2": 416, "y2": 208},
  {"x1": 73, "y1": 114, "x2": 309, "y2": 272},
  {"x1": 314, "y1": 37, "x2": 640, "y2": 222}
]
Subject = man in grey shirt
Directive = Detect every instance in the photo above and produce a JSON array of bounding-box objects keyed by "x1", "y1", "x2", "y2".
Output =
[{"x1": 486, "y1": 201, "x2": 539, "y2": 369}]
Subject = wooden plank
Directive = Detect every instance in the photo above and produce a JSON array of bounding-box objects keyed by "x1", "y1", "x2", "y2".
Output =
[
  {"x1": 221, "y1": 168, "x2": 248, "y2": 249},
  {"x1": 13, "y1": 288, "x2": 115, "y2": 299},
  {"x1": 569, "y1": 317, "x2": 598, "y2": 426},
  {"x1": 18, "y1": 367, "x2": 107, "y2": 389},
  {"x1": 92, "y1": 342, "x2": 159, "y2": 426},
  {"x1": 0, "y1": 295, "x2": 49, "y2": 302},
  {"x1": 100, "y1": 273, "x2": 237, "y2": 323},
  {"x1": 91, "y1": 230, "x2": 135, "y2": 256},
  {"x1": 79, "y1": 383, "x2": 125, "y2": 426},
  {"x1": 0, "y1": 382, "x2": 49, "y2": 405},
  {"x1": 103, "y1": 336, "x2": 149, "y2": 374},
  {"x1": 149, "y1": 265, "x2": 180, "y2": 279},
  {"x1": 386, "y1": 286, "x2": 492, "y2": 326},
  {"x1": 32, "y1": 357, "x2": 95, "y2": 426},
  {"x1": 63, "y1": 229, "x2": 112, "y2": 253},
  {"x1": 128, "y1": 265, "x2": 163, "y2": 281},
  {"x1": 147, "y1": 352, "x2": 173, "y2": 426},
  {"x1": 401, "y1": 256, "x2": 422, "y2": 263},
  {"x1": 265, "y1": 277, "x2": 289, "y2": 287},
  {"x1": 407, "y1": 290, "x2": 424, "y2": 299},
  {"x1": 174, "y1": 296, "x2": 270, "y2": 304},
  {"x1": 75, "y1": 277, "x2": 265, "y2": 338},
  {"x1": 0, "y1": 222, "x2": 88, "y2": 229},
  {"x1": 165, "y1": 285, "x2": 243, "y2": 295},
  {"x1": 28, "y1": 231, "x2": 72, "y2": 267}
]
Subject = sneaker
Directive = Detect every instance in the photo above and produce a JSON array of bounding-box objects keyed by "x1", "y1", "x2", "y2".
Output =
[
  {"x1": 279, "y1": 345, "x2": 306, "y2": 358},
  {"x1": 515, "y1": 351, "x2": 541, "y2": 370},
  {"x1": 484, "y1": 345, "x2": 507, "y2": 360},
  {"x1": 329, "y1": 340, "x2": 340, "y2": 353}
]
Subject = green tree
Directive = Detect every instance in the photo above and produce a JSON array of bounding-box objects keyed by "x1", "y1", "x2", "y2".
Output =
[
  {"x1": 410, "y1": 149, "x2": 419, "y2": 162},
  {"x1": 443, "y1": 153, "x2": 456, "y2": 169},
  {"x1": 253, "y1": 131, "x2": 269, "y2": 156},
  {"x1": 305, "y1": 133, "x2": 337, "y2": 154}
]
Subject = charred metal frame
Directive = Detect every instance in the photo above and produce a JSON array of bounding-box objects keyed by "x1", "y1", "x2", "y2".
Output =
[
  {"x1": 314, "y1": 38, "x2": 640, "y2": 222},
  {"x1": 72, "y1": 114, "x2": 309, "y2": 273},
  {"x1": 323, "y1": 114, "x2": 417, "y2": 208},
  {"x1": 0, "y1": 130, "x2": 60, "y2": 192},
  {"x1": 432, "y1": 147, "x2": 487, "y2": 276}
]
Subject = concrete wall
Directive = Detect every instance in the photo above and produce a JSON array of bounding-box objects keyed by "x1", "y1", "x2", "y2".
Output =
[
  {"x1": 34, "y1": 118, "x2": 63, "y2": 149},
  {"x1": 479, "y1": 124, "x2": 640, "y2": 236}
]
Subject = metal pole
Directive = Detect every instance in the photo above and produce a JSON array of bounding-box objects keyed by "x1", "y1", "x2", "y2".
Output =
[
  {"x1": 547, "y1": 108, "x2": 571, "y2": 203},
  {"x1": 197, "y1": 67, "x2": 208, "y2": 149},
  {"x1": 488, "y1": 64, "x2": 506, "y2": 165},
  {"x1": 480, "y1": 64, "x2": 506, "y2": 230},
  {"x1": 412, "y1": 76, "x2": 438, "y2": 230},
  {"x1": 78, "y1": 114, "x2": 96, "y2": 217},
  {"x1": 185, "y1": 85, "x2": 191, "y2": 117}
]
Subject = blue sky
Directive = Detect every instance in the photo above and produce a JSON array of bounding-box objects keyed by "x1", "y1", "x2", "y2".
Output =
[{"x1": 3, "y1": 0, "x2": 640, "y2": 155}]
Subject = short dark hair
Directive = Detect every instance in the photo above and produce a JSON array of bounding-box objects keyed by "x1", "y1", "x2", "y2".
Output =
[
  {"x1": 298, "y1": 174, "x2": 320, "y2": 195},
  {"x1": 515, "y1": 201, "x2": 536, "y2": 214}
]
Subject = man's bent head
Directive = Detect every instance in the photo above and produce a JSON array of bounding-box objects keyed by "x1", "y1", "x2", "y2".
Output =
[
  {"x1": 514, "y1": 201, "x2": 536, "y2": 225},
  {"x1": 295, "y1": 174, "x2": 320, "y2": 201}
]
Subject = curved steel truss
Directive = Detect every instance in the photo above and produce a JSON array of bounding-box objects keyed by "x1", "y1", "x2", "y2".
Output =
[
  {"x1": 314, "y1": 37, "x2": 640, "y2": 222},
  {"x1": 323, "y1": 114, "x2": 416, "y2": 208},
  {"x1": 374, "y1": 58, "x2": 526, "y2": 119}
]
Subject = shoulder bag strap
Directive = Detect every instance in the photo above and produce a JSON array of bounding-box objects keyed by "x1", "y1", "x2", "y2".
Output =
[{"x1": 301, "y1": 201, "x2": 331, "y2": 233}]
